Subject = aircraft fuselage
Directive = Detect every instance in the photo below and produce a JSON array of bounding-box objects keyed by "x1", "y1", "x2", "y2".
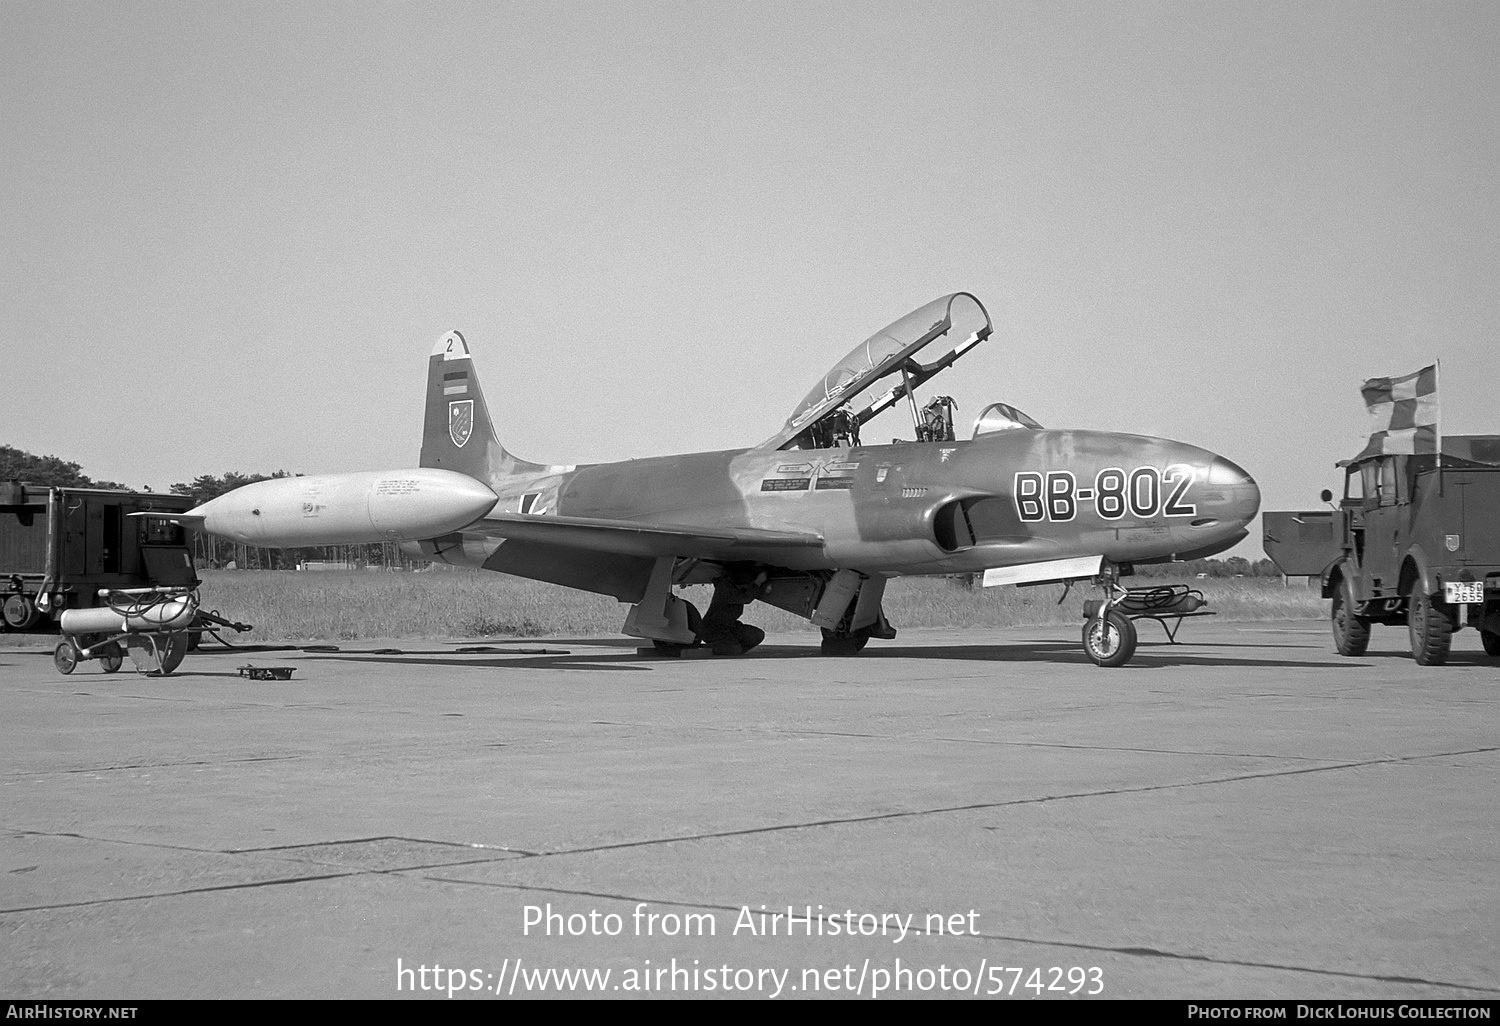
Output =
[{"x1": 477, "y1": 428, "x2": 1258, "y2": 580}]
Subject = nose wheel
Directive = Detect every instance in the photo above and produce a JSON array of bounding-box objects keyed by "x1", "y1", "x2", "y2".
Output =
[
  {"x1": 1083, "y1": 566, "x2": 1138, "y2": 667},
  {"x1": 1083, "y1": 609, "x2": 1137, "y2": 667}
]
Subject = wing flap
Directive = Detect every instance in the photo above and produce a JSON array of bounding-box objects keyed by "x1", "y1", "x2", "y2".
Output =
[
  {"x1": 461, "y1": 512, "x2": 824, "y2": 561},
  {"x1": 982, "y1": 554, "x2": 1104, "y2": 588}
]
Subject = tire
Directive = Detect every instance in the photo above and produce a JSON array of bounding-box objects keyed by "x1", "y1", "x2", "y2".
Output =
[
  {"x1": 157, "y1": 633, "x2": 190, "y2": 675},
  {"x1": 1407, "y1": 585, "x2": 1452, "y2": 667},
  {"x1": 53, "y1": 642, "x2": 78, "y2": 675},
  {"x1": 1082, "y1": 609, "x2": 1137, "y2": 668},
  {"x1": 1330, "y1": 577, "x2": 1371, "y2": 656},
  {"x1": 4, "y1": 594, "x2": 40, "y2": 630},
  {"x1": 820, "y1": 627, "x2": 869, "y2": 656},
  {"x1": 1480, "y1": 630, "x2": 1499, "y2": 657},
  {"x1": 99, "y1": 642, "x2": 124, "y2": 674}
]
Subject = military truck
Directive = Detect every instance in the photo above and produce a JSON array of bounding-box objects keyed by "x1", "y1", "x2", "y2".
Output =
[{"x1": 1263, "y1": 436, "x2": 1500, "y2": 665}]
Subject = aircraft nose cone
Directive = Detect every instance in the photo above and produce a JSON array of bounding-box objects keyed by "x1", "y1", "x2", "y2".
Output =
[{"x1": 1206, "y1": 455, "x2": 1260, "y2": 526}]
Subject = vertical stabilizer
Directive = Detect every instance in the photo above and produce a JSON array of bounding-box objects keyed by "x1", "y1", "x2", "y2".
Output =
[{"x1": 420, "y1": 331, "x2": 544, "y2": 482}]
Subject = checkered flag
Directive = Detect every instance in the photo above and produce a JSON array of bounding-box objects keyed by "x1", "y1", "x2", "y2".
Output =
[{"x1": 1355, "y1": 363, "x2": 1439, "y2": 460}]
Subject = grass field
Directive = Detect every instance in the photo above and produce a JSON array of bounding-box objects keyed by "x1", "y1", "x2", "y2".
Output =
[{"x1": 172, "y1": 568, "x2": 1325, "y2": 644}]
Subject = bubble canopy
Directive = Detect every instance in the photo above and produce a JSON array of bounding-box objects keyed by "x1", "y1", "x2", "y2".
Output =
[{"x1": 762, "y1": 293, "x2": 993, "y2": 451}]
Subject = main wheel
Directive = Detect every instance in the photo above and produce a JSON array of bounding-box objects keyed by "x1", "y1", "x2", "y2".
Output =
[
  {"x1": 1407, "y1": 585, "x2": 1452, "y2": 666},
  {"x1": 1482, "y1": 630, "x2": 1500, "y2": 657},
  {"x1": 1330, "y1": 577, "x2": 1371, "y2": 656},
  {"x1": 820, "y1": 626, "x2": 869, "y2": 656},
  {"x1": 53, "y1": 642, "x2": 78, "y2": 675},
  {"x1": 1082, "y1": 609, "x2": 1137, "y2": 667}
]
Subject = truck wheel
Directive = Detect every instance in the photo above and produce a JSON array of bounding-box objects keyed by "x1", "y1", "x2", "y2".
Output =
[
  {"x1": 4, "y1": 594, "x2": 40, "y2": 630},
  {"x1": 1082, "y1": 609, "x2": 1137, "y2": 667},
  {"x1": 1407, "y1": 586, "x2": 1452, "y2": 667},
  {"x1": 53, "y1": 642, "x2": 78, "y2": 675},
  {"x1": 1330, "y1": 578, "x2": 1370, "y2": 656},
  {"x1": 1482, "y1": 630, "x2": 1500, "y2": 657}
]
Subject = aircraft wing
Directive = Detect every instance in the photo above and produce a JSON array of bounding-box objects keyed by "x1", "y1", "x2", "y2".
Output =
[{"x1": 458, "y1": 513, "x2": 825, "y2": 561}]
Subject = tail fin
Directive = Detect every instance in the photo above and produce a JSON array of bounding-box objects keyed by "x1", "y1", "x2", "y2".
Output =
[{"x1": 420, "y1": 331, "x2": 544, "y2": 482}]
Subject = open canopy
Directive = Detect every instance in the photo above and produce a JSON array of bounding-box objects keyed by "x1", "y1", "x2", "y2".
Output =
[{"x1": 761, "y1": 293, "x2": 993, "y2": 450}]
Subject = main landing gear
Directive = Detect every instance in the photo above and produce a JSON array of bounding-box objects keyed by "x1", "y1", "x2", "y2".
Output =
[
  {"x1": 625, "y1": 560, "x2": 768, "y2": 658},
  {"x1": 820, "y1": 625, "x2": 870, "y2": 657},
  {"x1": 627, "y1": 560, "x2": 900, "y2": 659}
]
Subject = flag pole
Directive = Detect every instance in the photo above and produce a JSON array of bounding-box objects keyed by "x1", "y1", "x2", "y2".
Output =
[{"x1": 1435, "y1": 359, "x2": 1442, "y2": 471}]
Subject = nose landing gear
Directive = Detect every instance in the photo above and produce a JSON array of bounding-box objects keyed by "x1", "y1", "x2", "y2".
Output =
[{"x1": 1082, "y1": 567, "x2": 1138, "y2": 668}]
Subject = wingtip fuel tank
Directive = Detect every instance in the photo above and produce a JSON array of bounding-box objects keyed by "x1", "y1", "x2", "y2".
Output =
[{"x1": 186, "y1": 469, "x2": 497, "y2": 547}]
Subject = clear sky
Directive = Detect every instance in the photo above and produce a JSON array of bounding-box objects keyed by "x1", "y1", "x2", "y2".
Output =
[{"x1": 3, "y1": 2, "x2": 1495, "y2": 557}]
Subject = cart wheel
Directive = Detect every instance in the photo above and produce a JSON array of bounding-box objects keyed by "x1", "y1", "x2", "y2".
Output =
[
  {"x1": 158, "y1": 632, "x2": 190, "y2": 675},
  {"x1": 54, "y1": 642, "x2": 79, "y2": 675},
  {"x1": 99, "y1": 642, "x2": 124, "y2": 674}
]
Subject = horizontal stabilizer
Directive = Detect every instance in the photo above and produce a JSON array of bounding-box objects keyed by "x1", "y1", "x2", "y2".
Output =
[
  {"x1": 463, "y1": 513, "x2": 824, "y2": 561},
  {"x1": 983, "y1": 554, "x2": 1104, "y2": 588}
]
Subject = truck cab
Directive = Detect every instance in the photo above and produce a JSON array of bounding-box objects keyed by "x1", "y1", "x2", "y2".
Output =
[{"x1": 1264, "y1": 436, "x2": 1500, "y2": 665}]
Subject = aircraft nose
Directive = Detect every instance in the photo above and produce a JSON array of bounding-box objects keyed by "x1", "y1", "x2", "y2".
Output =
[{"x1": 1205, "y1": 455, "x2": 1260, "y2": 527}]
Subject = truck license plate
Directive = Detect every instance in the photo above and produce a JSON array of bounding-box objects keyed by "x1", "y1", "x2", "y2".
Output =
[{"x1": 1444, "y1": 581, "x2": 1484, "y2": 604}]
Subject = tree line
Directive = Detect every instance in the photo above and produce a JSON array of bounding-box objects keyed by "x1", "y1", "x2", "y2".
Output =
[{"x1": 0, "y1": 445, "x2": 125, "y2": 490}]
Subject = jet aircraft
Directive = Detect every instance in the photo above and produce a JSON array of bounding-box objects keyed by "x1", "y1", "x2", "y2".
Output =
[{"x1": 182, "y1": 293, "x2": 1260, "y2": 665}]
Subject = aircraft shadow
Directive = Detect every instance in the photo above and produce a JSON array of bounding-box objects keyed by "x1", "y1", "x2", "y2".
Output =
[
  {"x1": 799, "y1": 644, "x2": 1343, "y2": 669},
  {"x1": 295, "y1": 643, "x2": 1341, "y2": 671},
  {"x1": 177, "y1": 633, "x2": 1490, "y2": 670},
  {"x1": 304, "y1": 653, "x2": 653, "y2": 673}
]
